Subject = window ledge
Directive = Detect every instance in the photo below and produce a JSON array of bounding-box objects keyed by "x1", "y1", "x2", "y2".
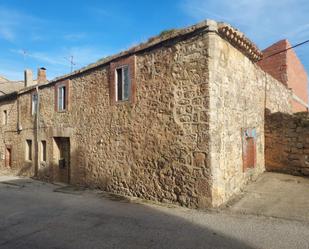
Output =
[{"x1": 115, "y1": 100, "x2": 130, "y2": 104}]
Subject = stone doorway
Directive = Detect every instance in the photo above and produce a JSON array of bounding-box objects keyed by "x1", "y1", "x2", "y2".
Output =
[
  {"x1": 5, "y1": 145, "x2": 12, "y2": 168},
  {"x1": 53, "y1": 137, "x2": 70, "y2": 183}
]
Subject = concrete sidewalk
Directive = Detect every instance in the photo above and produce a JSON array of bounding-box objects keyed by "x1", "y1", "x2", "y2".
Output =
[{"x1": 227, "y1": 172, "x2": 309, "y2": 222}]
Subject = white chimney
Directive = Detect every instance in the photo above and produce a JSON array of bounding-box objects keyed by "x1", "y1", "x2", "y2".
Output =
[{"x1": 24, "y1": 69, "x2": 34, "y2": 87}]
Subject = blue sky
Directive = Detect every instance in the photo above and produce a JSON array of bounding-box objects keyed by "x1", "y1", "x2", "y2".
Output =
[{"x1": 1, "y1": 0, "x2": 309, "y2": 80}]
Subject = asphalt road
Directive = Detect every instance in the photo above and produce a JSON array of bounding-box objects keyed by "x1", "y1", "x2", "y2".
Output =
[{"x1": 0, "y1": 176, "x2": 308, "y2": 249}]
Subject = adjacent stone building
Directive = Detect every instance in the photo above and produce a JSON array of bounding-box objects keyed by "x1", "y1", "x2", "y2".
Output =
[
  {"x1": 0, "y1": 20, "x2": 297, "y2": 208},
  {"x1": 265, "y1": 110, "x2": 309, "y2": 176},
  {"x1": 0, "y1": 75, "x2": 24, "y2": 95}
]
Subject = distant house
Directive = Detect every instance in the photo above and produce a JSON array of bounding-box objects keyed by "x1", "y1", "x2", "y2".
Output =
[
  {"x1": 0, "y1": 75, "x2": 24, "y2": 95},
  {"x1": 0, "y1": 20, "x2": 303, "y2": 208},
  {"x1": 258, "y1": 39, "x2": 309, "y2": 112}
]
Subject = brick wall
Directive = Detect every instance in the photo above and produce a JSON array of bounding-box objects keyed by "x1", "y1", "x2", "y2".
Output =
[
  {"x1": 286, "y1": 42, "x2": 309, "y2": 112},
  {"x1": 265, "y1": 110, "x2": 309, "y2": 176},
  {"x1": 258, "y1": 40, "x2": 288, "y2": 85},
  {"x1": 258, "y1": 40, "x2": 308, "y2": 112}
]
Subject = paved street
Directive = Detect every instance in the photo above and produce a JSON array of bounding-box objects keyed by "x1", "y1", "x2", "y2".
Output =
[
  {"x1": 0, "y1": 175, "x2": 308, "y2": 249},
  {"x1": 228, "y1": 172, "x2": 309, "y2": 222}
]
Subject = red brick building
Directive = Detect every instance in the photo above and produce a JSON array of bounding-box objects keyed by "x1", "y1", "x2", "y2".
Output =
[{"x1": 258, "y1": 39, "x2": 308, "y2": 112}]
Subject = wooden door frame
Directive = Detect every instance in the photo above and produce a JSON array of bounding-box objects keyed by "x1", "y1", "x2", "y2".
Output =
[
  {"x1": 53, "y1": 137, "x2": 71, "y2": 184},
  {"x1": 5, "y1": 145, "x2": 12, "y2": 168}
]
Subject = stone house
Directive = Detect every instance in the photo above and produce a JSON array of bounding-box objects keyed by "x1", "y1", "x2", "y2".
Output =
[
  {"x1": 0, "y1": 75, "x2": 24, "y2": 95},
  {"x1": 0, "y1": 20, "x2": 295, "y2": 208}
]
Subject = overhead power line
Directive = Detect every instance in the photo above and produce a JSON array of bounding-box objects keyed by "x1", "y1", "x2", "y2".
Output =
[{"x1": 258, "y1": 39, "x2": 309, "y2": 61}]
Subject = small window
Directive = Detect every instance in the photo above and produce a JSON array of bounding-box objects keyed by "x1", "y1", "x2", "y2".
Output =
[
  {"x1": 41, "y1": 140, "x2": 47, "y2": 162},
  {"x1": 32, "y1": 93, "x2": 38, "y2": 115},
  {"x1": 115, "y1": 66, "x2": 130, "y2": 101},
  {"x1": 58, "y1": 85, "x2": 66, "y2": 111},
  {"x1": 26, "y1": 140, "x2": 32, "y2": 161},
  {"x1": 55, "y1": 81, "x2": 70, "y2": 112},
  {"x1": 3, "y1": 110, "x2": 7, "y2": 125}
]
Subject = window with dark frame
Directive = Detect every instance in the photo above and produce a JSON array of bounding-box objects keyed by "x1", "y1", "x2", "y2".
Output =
[
  {"x1": 58, "y1": 85, "x2": 66, "y2": 111},
  {"x1": 41, "y1": 140, "x2": 47, "y2": 162},
  {"x1": 32, "y1": 93, "x2": 38, "y2": 115},
  {"x1": 116, "y1": 66, "x2": 130, "y2": 101},
  {"x1": 26, "y1": 139, "x2": 32, "y2": 161}
]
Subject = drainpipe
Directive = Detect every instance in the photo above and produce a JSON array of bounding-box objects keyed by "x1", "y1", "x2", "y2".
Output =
[
  {"x1": 264, "y1": 72, "x2": 268, "y2": 112},
  {"x1": 34, "y1": 85, "x2": 40, "y2": 177},
  {"x1": 17, "y1": 94, "x2": 21, "y2": 133}
]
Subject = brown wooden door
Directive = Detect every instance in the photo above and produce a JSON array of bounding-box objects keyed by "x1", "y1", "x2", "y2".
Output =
[
  {"x1": 5, "y1": 146, "x2": 12, "y2": 167},
  {"x1": 54, "y1": 137, "x2": 70, "y2": 183},
  {"x1": 246, "y1": 137, "x2": 255, "y2": 168},
  {"x1": 243, "y1": 137, "x2": 256, "y2": 171}
]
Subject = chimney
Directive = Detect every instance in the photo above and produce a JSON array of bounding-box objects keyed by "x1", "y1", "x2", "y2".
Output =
[
  {"x1": 24, "y1": 69, "x2": 34, "y2": 87},
  {"x1": 37, "y1": 67, "x2": 47, "y2": 84}
]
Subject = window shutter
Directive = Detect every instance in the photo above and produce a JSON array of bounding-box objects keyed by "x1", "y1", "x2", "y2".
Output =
[
  {"x1": 62, "y1": 86, "x2": 66, "y2": 110},
  {"x1": 32, "y1": 94, "x2": 38, "y2": 115},
  {"x1": 58, "y1": 87, "x2": 63, "y2": 111},
  {"x1": 35, "y1": 95, "x2": 38, "y2": 114},
  {"x1": 123, "y1": 66, "x2": 130, "y2": 100},
  {"x1": 116, "y1": 68, "x2": 123, "y2": 101}
]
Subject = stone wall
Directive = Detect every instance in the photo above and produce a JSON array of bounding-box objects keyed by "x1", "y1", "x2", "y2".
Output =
[
  {"x1": 207, "y1": 25, "x2": 292, "y2": 206},
  {"x1": 265, "y1": 73, "x2": 292, "y2": 114},
  {"x1": 66, "y1": 31, "x2": 211, "y2": 208},
  {"x1": 208, "y1": 31, "x2": 266, "y2": 206},
  {"x1": 265, "y1": 110, "x2": 309, "y2": 175},
  {"x1": 0, "y1": 92, "x2": 37, "y2": 177},
  {"x1": 0, "y1": 28, "x2": 211, "y2": 208},
  {"x1": 0, "y1": 20, "x2": 295, "y2": 209}
]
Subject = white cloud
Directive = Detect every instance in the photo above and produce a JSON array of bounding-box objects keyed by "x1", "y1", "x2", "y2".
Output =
[
  {"x1": 0, "y1": 5, "x2": 115, "y2": 81},
  {"x1": 0, "y1": 58, "x2": 24, "y2": 81},
  {"x1": 0, "y1": 5, "x2": 42, "y2": 42},
  {"x1": 11, "y1": 49, "x2": 64, "y2": 66},
  {"x1": 0, "y1": 27, "x2": 15, "y2": 41},
  {"x1": 0, "y1": 69, "x2": 22, "y2": 81},
  {"x1": 10, "y1": 46, "x2": 108, "y2": 79},
  {"x1": 63, "y1": 33, "x2": 86, "y2": 41},
  {"x1": 180, "y1": 0, "x2": 309, "y2": 47}
]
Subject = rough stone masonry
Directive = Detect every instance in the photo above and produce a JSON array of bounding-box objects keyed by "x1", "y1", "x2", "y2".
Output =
[
  {"x1": 265, "y1": 110, "x2": 309, "y2": 176},
  {"x1": 0, "y1": 20, "x2": 293, "y2": 208}
]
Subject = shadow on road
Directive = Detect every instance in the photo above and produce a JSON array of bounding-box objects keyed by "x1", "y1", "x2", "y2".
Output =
[{"x1": 0, "y1": 177, "x2": 254, "y2": 249}]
